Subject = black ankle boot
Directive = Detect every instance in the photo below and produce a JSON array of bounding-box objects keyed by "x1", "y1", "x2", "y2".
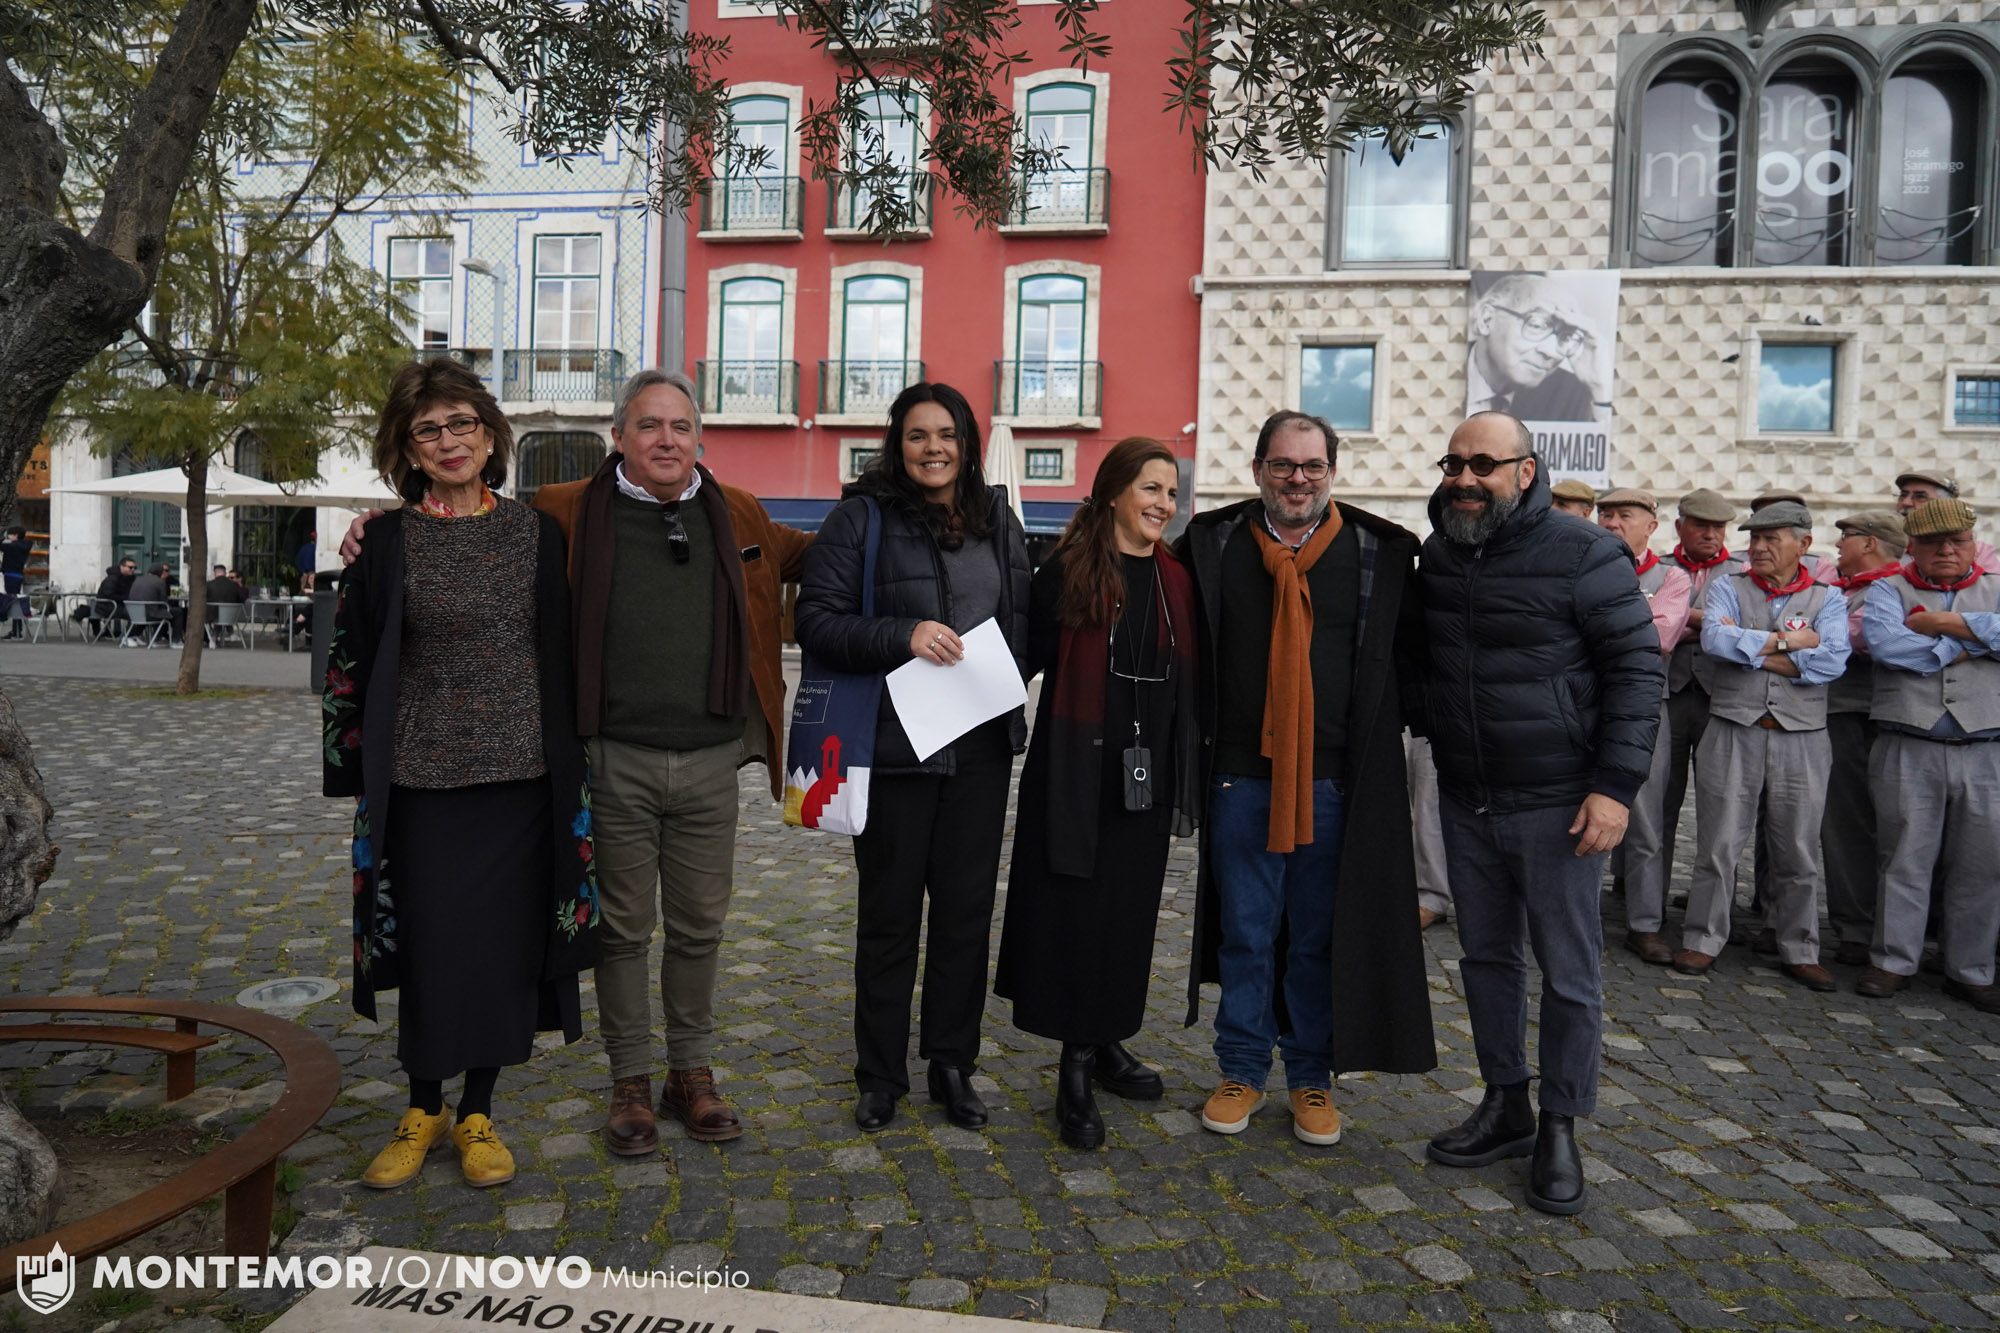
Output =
[
  {"x1": 1092, "y1": 1040, "x2": 1164, "y2": 1100},
  {"x1": 1526, "y1": 1112, "x2": 1585, "y2": 1215},
  {"x1": 1426, "y1": 1081, "x2": 1536, "y2": 1167},
  {"x1": 1056, "y1": 1044, "x2": 1105, "y2": 1149},
  {"x1": 926, "y1": 1062, "x2": 988, "y2": 1129}
]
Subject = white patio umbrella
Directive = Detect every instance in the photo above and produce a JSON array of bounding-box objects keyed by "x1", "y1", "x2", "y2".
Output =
[
  {"x1": 50, "y1": 462, "x2": 287, "y2": 506},
  {"x1": 267, "y1": 476, "x2": 404, "y2": 510},
  {"x1": 984, "y1": 420, "x2": 1022, "y2": 514}
]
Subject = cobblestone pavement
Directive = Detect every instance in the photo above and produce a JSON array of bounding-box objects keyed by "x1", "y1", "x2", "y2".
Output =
[{"x1": 5, "y1": 676, "x2": 2000, "y2": 1332}]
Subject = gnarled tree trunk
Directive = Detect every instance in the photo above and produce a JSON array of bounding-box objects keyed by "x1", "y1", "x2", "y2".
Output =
[{"x1": 0, "y1": 688, "x2": 58, "y2": 1246}]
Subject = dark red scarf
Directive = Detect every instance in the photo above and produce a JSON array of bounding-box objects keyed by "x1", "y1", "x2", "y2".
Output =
[
  {"x1": 1634, "y1": 550, "x2": 1659, "y2": 577},
  {"x1": 1834, "y1": 564, "x2": 1899, "y2": 594},
  {"x1": 1902, "y1": 562, "x2": 1983, "y2": 594},
  {"x1": 1043, "y1": 544, "x2": 1201, "y2": 878},
  {"x1": 1749, "y1": 565, "x2": 1815, "y2": 599},
  {"x1": 1673, "y1": 544, "x2": 1730, "y2": 573}
]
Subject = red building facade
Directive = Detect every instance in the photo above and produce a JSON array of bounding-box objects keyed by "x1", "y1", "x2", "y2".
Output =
[{"x1": 680, "y1": 3, "x2": 1205, "y2": 534}]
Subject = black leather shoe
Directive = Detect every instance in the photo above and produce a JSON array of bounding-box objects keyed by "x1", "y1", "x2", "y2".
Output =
[
  {"x1": 1056, "y1": 1044, "x2": 1105, "y2": 1149},
  {"x1": 1092, "y1": 1040, "x2": 1164, "y2": 1101},
  {"x1": 1526, "y1": 1112, "x2": 1585, "y2": 1215},
  {"x1": 926, "y1": 1063, "x2": 988, "y2": 1128},
  {"x1": 854, "y1": 1090, "x2": 898, "y2": 1132},
  {"x1": 1426, "y1": 1082, "x2": 1536, "y2": 1168}
]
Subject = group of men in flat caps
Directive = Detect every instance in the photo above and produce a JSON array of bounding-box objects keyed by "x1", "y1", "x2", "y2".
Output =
[{"x1": 1431, "y1": 466, "x2": 2000, "y2": 1015}]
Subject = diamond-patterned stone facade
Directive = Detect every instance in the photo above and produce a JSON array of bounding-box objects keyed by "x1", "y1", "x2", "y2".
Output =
[{"x1": 1197, "y1": 0, "x2": 2000, "y2": 536}]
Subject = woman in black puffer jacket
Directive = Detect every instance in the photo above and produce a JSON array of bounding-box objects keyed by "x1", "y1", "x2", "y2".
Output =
[{"x1": 794, "y1": 382, "x2": 1030, "y2": 1135}]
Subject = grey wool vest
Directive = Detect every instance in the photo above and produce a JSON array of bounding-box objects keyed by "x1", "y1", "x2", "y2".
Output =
[
  {"x1": 1667, "y1": 554, "x2": 1746, "y2": 694},
  {"x1": 1639, "y1": 559, "x2": 1672, "y2": 700},
  {"x1": 1869, "y1": 573, "x2": 2000, "y2": 735},
  {"x1": 1704, "y1": 574, "x2": 1832, "y2": 732}
]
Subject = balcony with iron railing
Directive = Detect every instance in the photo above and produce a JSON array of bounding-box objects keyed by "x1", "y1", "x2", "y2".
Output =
[
  {"x1": 698, "y1": 176, "x2": 805, "y2": 239},
  {"x1": 818, "y1": 359, "x2": 925, "y2": 421},
  {"x1": 499, "y1": 349, "x2": 626, "y2": 405},
  {"x1": 1000, "y1": 167, "x2": 1110, "y2": 235},
  {"x1": 993, "y1": 360, "x2": 1102, "y2": 425},
  {"x1": 695, "y1": 360, "x2": 801, "y2": 420},
  {"x1": 826, "y1": 174, "x2": 934, "y2": 237}
]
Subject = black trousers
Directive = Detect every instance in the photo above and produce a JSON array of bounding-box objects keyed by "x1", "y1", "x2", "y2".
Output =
[{"x1": 850, "y1": 724, "x2": 1011, "y2": 1096}]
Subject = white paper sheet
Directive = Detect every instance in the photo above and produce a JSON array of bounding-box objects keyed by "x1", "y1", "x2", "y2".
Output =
[{"x1": 885, "y1": 617, "x2": 1028, "y2": 763}]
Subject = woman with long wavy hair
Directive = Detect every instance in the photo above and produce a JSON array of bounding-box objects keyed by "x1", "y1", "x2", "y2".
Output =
[{"x1": 994, "y1": 436, "x2": 1202, "y2": 1149}]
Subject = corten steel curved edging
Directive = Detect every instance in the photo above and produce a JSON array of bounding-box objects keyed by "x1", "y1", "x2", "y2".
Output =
[{"x1": 0, "y1": 996, "x2": 343, "y2": 1287}]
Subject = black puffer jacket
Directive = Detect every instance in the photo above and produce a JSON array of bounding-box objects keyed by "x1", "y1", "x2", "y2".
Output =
[
  {"x1": 794, "y1": 480, "x2": 1030, "y2": 775},
  {"x1": 1420, "y1": 467, "x2": 1664, "y2": 814}
]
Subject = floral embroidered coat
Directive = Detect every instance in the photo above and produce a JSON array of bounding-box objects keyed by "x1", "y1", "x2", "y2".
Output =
[{"x1": 322, "y1": 507, "x2": 601, "y2": 1036}]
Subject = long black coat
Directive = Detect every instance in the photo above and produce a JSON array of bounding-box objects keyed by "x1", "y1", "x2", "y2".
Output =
[
  {"x1": 794, "y1": 481, "x2": 1031, "y2": 774},
  {"x1": 1178, "y1": 499, "x2": 1437, "y2": 1076},
  {"x1": 1419, "y1": 467, "x2": 1664, "y2": 814},
  {"x1": 321, "y1": 506, "x2": 600, "y2": 1033}
]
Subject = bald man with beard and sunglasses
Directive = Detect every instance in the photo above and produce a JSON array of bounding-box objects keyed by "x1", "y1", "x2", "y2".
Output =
[{"x1": 1418, "y1": 412, "x2": 1663, "y2": 1216}]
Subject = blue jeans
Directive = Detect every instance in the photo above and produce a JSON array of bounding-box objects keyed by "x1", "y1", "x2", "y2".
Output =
[{"x1": 1209, "y1": 774, "x2": 1345, "y2": 1091}]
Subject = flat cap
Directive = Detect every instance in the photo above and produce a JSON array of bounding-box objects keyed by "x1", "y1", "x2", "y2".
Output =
[
  {"x1": 1678, "y1": 488, "x2": 1735, "y2": 522},
  {"x1": 1835, "y1": 510, "x2": 1907, "y2": 553},
  {"x1": 1751, "y1": 489, "x2": 1808, "y2": 511},
  {"x1": 1903, "y1": 497, "x2": 1978, "y2": 538},
  {"x1": 1895, "y1": 468, "x2": 1959, "y2": 496},
  {"x1": 1596, "y1": 487, "x2": 1657, "y2": 513},
  {"x1": 1739, "y1": 500, "x2": 1813, "y2": 531},
  {"x1": 1550, "y1": 480, "x2": 1597, "y2": 503}
]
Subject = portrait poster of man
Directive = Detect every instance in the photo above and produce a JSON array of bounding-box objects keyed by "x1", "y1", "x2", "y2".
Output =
[{"x1": 1465, "y1": 269, "x2": 1621, "y2": 490}]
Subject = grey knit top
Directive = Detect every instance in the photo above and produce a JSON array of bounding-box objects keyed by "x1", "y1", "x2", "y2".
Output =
[{"x1": 392, "y1": 499, "x2": 546, "y2": 788}]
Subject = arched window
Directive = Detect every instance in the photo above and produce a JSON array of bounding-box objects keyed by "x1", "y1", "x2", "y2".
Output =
[
  {"x1": 722, "y1": 95, "x2": 791, "y2": 229},
  {"x1": 1877, "y1": 55, "x2": 1985, "y2": 266},
  {"x1": 1023, "y1": 83, "x2": 1094, "y2": 222},
  {"x1": 516, "y1": 432, "x2": 608, "y2": 508},
  {"x1": 1014, "y1": 274, "x2": 1086, "y2": 415},
  {"x1": 838, "y1": 276, "x2": 911, "y2": 414},
  {"x1": 719, "y1": 276, "x2": 785, "y2": 412},
  {"x1": 1754, "y1": 59, "x2": 1859, "y2": 267},
  {"x1": 1634, "y1": 62, "x2": 1740, "y2": 267}
]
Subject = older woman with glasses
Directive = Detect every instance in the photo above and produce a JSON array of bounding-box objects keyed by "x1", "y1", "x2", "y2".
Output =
[{"x1": 323, "y1": 357, "x2": 599, "y2": 1190}]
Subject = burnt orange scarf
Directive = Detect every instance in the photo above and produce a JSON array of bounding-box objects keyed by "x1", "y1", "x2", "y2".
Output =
[{"x1": 1249, "y1": 507, "x2": 1344, "y2": 853}]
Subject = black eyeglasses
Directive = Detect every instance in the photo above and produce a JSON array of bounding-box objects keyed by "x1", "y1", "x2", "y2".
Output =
[
  {"x1": 1259, "y1": 458, "x2": 1330, "y2": 481},
  {"x1": 661, "y1": 501, "x2": 690, "y2": 564},
  {"x1": 408, "y1": 415, "x2": 482, "y2": 444},
  {"x1": 1437, "y1": 454, "x2": 1532, "y2": 478}
]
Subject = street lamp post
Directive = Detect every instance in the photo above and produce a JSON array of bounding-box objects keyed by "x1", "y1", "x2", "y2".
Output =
[{"x1": 460, "y1": 257, "x2": 504, "y2": 395}]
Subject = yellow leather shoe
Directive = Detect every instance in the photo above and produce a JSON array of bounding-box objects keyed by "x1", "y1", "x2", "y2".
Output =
[
  {"x1": 453, "y1": 1113, "x2": 516, "y2": 1187},
  {"x1": 1289, "y1": 1088, "x2": 1343, "y2": 1146},
  {"x1": 360, "y1": 1107, "x2": 451, "y2": 1189},
  {"x1": 1200, "y1": 1080, "x2": 1265, "y2": 1135}
]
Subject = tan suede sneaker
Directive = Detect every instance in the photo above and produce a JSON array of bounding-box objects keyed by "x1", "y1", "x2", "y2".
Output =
[
  {"x1": 1289, "y1": 1088, "x2": 1343, "y2": 1146},
  {"x1": 1200, "y1": 1080, "x2": 1265, "y2": 1134}
]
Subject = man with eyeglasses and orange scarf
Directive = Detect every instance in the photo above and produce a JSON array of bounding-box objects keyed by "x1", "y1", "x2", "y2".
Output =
[{"x1": 1419, "y1": 412, "x2": 1663, "y2": 1216}]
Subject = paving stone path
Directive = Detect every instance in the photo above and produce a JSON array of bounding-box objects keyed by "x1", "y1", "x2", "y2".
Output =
[{"x1": 5, "y1": 676, "x2": 2000, "y2": 1331}]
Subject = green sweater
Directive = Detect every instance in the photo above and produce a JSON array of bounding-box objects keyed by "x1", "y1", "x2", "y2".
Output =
[{"x1": 600, "y1": 491, "x2": 747, "y2": 752}]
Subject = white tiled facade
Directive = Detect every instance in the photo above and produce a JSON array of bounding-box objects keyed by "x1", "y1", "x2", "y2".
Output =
[{"x1": 1196, "y1": 0, "x2": 2000, "y2": 538}]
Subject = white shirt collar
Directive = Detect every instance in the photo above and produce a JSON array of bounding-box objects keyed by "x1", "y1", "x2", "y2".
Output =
[{"x1": 615, "y1": 462, "x2": 701, "y2": 505}]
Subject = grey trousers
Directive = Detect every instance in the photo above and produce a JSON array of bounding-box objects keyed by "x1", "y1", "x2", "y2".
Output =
[
  {"x1": 1870, "y1": 733, "x2": 2000, "y2": 987},
  {"x1": 1407, "y1": 733, "x2": 1451, "y2": 916},
  {"x1": 588, "y1": 735, "x2": 742, "y2": 1077},
  {"x1": 1622, "y1": 697, "x2": 1675, "y2": 934},
  {"x1": 1661, "y1": 685, "x2": 1713, "y2": 879},
  {"x1": 1822, "y1": 712, "x2": 1879, "y2": 948},
  {"x1": 1682, "y1": 720, "x2": 1829, "y2": 964},
  {"x1": 1440, "y1": 795, "x2": 1605, "y2": 1118}
]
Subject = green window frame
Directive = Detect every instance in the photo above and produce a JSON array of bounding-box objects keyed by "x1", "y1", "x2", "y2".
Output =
[{"x1": 1014, "y1": 274, "x2": 1087, "y2": 413}]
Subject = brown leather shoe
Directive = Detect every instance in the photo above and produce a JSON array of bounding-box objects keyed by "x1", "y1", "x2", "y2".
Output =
[
  {"x1": 1834, "y1": 939, "x2": 1870, "y2": 967},
  {"x1": 603, "y1": 1075, "x2": 658, "y2": 1156},
  {"x1": 1782, "y1": 962, "x2": 1838, "y2": 993},
  {"x1": 1418, "y1": 907, "x2": 1444, "y2": 930},
  {"x1": 1625, "y1": 931, "x2": 1675, "y2": 966},
  {"x1": 1671, "y1": 949, "x2": 1715, "y2": 976},
  {"x1": 1855, "y1": 966, "x2": 1912, "y2": 998},
  {"x1": 660, "y1": 1066, "x2": 744, "y2": 1142},
  {"x1": 1943, "y1": 978, "x2": 2000, "y2": 1015}
]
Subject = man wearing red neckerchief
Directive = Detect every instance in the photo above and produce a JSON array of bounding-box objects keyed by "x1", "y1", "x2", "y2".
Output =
[
  {"x1": 1821, "y1": 512, "x2": 1907, "y2": 967},
  {"x1": 1659, "y1": 489, "x2": 1746, "y2": 910},
  {"x1": 1675, "y1": 502, "x2": 1850, "y2": 991},
  {"x1": 1857, "y1": 498, "x2": 2000, "y2": 1015},
  {"x1": 1894, "y1": 468, "x2": 2000, "y2": 575},
  {"x1": 1595, "y1": 489, "x2": 1692, "y2": 967}
]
